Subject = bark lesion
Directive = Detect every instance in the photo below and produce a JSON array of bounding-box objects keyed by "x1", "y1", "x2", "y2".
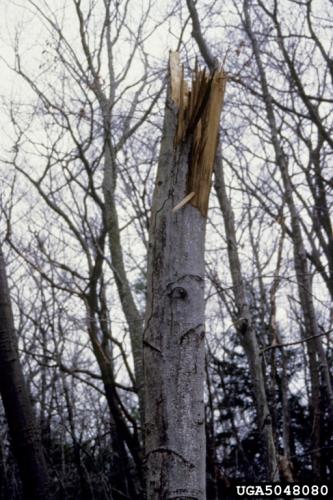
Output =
[
  {"x1": 180, "y1": 324, "x2": 205, "y2": 344},
  {"x1": 143, "y1": 339, "x2": 162, "y2": 354},
  {"x1": 166, "y1": 274, "x2": 204, "y2": 289},
  {"x1": 145, "y1": 447, "x2": 195, "y2": 468}
]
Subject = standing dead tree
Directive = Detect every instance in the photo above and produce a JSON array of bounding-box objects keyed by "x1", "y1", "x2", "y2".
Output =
[{"x1": 144, "y1": 52, "x2": 226, "y2": 499}]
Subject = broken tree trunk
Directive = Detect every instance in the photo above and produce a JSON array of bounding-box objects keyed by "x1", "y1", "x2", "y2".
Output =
[{"x1": 144, "y1": 52, "x2": 226, "y2": 499}]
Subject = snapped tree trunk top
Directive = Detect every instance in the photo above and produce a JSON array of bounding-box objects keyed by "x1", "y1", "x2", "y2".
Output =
[{"x1": 169, "y1": 51, "x2": 226, "y2": 217}]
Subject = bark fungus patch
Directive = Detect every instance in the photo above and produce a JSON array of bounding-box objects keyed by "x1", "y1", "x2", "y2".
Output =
[{"x1": 169, "y1": 51, "x2": 226, "y2": 217}]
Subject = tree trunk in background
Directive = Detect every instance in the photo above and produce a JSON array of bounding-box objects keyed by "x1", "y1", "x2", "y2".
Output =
[
  {"x1": 214, "y1": 152, "x2": 280, "y2": 482},
  {"x1": 186, "y1": 0, "x2": 280, "y2": 481},
  {"x1": 144, "y1": 52, "x2": 225, "y2": 499},
  {"x1": 73, "y1": 0, "x2": 145, "y2": 424},
  {"x1": 243, "y1": 0, "x2": 332, "y2": 479},
  {"x1": 85, "y1": 300, "x2": 143, "y2": 497},
  {"x1": 0, "y1": 248, "x2": 52, "y2": 499}
]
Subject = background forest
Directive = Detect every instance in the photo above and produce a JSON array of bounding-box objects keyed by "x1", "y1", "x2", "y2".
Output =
[{"x1": 0, "y1": 0, "x2": 332, "y2": 498}]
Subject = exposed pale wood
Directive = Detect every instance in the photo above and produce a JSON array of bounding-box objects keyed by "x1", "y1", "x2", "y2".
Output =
[
  {"x1": 172, "y1": 191, "x2": 196, "y2": 212},
  {"x1": 169, "y1": 50, "x2": 227, "y2": 216},
  {"x1": 169, "y1": 51, "x2": 182, "y2": 108}
]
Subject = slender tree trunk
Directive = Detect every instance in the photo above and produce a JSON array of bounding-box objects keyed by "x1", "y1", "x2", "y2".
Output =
[
  {"x1": 0, "y1": 248, "x2": 52, "y2": 499},
  {"x1": 102, "y1": 165, "x2": 145, "y2": 423},
  {"x1": 185, "y1": 0, "x2": 280, "y2": 480},
  {"x1": 242, "y1": 0, "x2": 331, "y2": 478},
  {"x1": 60, "y1": 371, "x2": 94, "y2": 500},
  {"x1": 144, "y1": 52, "x2": 225, "y2": 499},
  {"x1": 85, "y1": 300, "x2": 143, "y2": 497},
  {"x1": 215, "y1": 152, "x2": 280, "y2": 481},
  {"x1": 76, "y1": 0, "x2": 146, "y2": 420},
  {"x1": 269, "y1": 233, "x2": 294, "y2": 480}
]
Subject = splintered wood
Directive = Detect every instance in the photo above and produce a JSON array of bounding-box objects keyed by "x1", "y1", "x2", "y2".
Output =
[{"x1": 169, "y1": 51, "x2": 226, "y2": 217}]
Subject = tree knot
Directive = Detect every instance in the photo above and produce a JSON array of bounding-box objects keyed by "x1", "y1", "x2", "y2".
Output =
[{"x1": 168, "y1": 286, "x2": 187, "y2": 300}]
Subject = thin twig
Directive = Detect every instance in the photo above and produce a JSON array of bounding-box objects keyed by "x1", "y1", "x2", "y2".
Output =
[{"x1": 260, "y1": 328, "x2": 333, "y2": 355}]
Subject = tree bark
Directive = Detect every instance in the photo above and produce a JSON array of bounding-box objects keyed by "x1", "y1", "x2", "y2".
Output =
[
  {"x1": 144, "y1": 52, "x2": 225, "y2": 499},
  {"x1": 0, "y1": 248, "x2": 52, "y2": 499}
]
